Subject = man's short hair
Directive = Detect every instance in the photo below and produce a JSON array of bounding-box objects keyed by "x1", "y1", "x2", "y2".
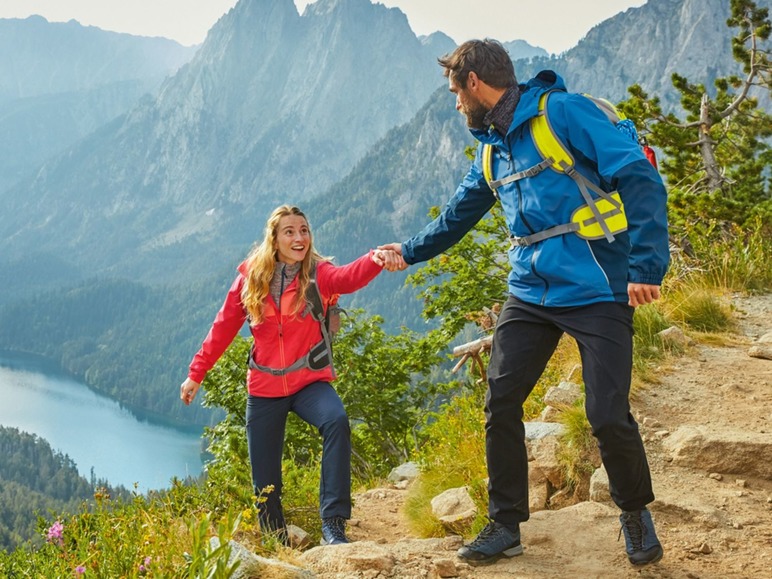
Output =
[{"x1": 438, "y1": 39, "x2": 517, "y2": 90}]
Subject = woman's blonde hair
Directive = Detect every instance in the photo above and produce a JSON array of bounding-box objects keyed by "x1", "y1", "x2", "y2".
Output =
[{"x1": 241, "y1": 205, "x2": 326, "y2": 325}]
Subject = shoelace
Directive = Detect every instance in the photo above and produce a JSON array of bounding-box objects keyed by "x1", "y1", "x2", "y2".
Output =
[
  {"x1": 618, "y1": 512, "x2": 644, "y2": 549},
  {"x1": 324, "y1": 517, "x2": 347, "y2": 541},
  {"x1": 467, "y1": 522, "x2": 502, "y2": 548}
]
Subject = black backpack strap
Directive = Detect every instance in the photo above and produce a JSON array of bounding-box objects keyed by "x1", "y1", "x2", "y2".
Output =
[{"x1": 309, "y1": 263, "x2": 335, "y2": 377}]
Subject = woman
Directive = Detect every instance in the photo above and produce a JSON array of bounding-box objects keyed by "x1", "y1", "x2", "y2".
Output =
[{"x1": 180, "y1": 205, "x2": 394, "y2": 545}]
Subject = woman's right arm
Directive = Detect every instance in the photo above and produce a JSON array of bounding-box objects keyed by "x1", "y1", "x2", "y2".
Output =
[{"x1": 183, "y1": 275, "x2": 247, "y2": 399}]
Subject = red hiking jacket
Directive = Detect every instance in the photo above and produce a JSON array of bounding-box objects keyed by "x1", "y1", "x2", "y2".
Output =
[{"x1": 188, "y1": 251, "x2": 382, "y2": 397}]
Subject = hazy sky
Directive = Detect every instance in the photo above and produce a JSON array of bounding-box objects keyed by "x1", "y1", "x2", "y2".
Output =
[{"x1": 0, "y1": 0, "x2": 646, "y2": 55}]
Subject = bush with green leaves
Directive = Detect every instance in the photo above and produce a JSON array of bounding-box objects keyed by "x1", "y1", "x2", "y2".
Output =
[{"x1": 198, "y1": 310, "x2": 454, "y2": 524}]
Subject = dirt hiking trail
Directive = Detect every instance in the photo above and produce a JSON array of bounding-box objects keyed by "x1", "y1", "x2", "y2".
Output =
[{"x1": 295, "y1": 294, "x2": 772, "y2": 579}]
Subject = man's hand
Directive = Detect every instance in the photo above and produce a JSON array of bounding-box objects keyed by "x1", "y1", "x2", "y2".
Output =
[
  {"x1": 180, "y1": 378, "x2": 201, "y2": 405},
  {"x1": 628, "y1": 283, "x2": 661, "y2": 307},
  {"x1": 377, "y1": 243, "x2": 408, "y2": 271}
]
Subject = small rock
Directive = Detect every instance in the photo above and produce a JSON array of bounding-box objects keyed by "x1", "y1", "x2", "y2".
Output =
[
  {"x1": 658, "y1": 326, "x2": 691, "y2": 347},
  {"x1": 735, "y1": 479, "x2": 747, "y2": 488},
  {"x1": 748, "y1": 345, "x2": 772, "y2": 360},
  {"x1": 431, "y1": 487, "x2": 477, "y2": 529},
  {"x1": 287, "y1": 524, "x2": 313, "y2": 549},
  {"x1": 589, "y1": 465, "x2": 611, "y2": 503},
  {"x1": 654, "y1": 430, "x2": 670, "y2": 438},
  {"x1": 349, "y1": 518, "x2": 360, "y2": 527},
  {"x1": 700, "y1": 542, "x2": 713, "y2": 554},
  {"x1": 430, "y1": 558, "x2": 458, "y2": 578},
  {"x1": 708, "y1": 473, "x2": 723, "y2": 481},
  {"x1": 642, "y1": 417, "x2": 661, "y2": 428},
  {"x1": 757, "y1": 331, "x2": 772, "y2": 343},
  {"x1": 388, "y1": 462, "x2": 420, "y2": 483},
  {"x1": 538, "y1": 405, "x2": 563, "y2": 423},
  {"x1": 543, "y1": 381, "x2": 583, "y2": 407},
  {"x1": 441, "y1": 535, "x2": 464, "y2": 550},
  {"x1": 737, "y1": 491, "x2": 747, "y2": 497},
  {"x1": 732, "y1": 522, "x2": 743, "y2": 529}
]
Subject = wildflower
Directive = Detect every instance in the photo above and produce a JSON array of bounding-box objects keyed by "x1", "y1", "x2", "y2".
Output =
[
  {"x1": 139, "y1": 556, "x2": 152, "y2": 573},
  {"x1": 46, "y1": 521, "x2": 64, "y2": 546},
  {"x1": 75, "y1": 566, "x2": 86, "y2": 575}
]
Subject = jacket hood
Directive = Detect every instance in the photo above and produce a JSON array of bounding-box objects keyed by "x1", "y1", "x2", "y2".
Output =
[{"x1": 471, "y1": 69, "x2": 566, "y2": 144}]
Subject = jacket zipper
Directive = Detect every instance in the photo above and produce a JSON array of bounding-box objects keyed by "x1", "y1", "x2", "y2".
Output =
[
  {"x1": 277, "y1": 318, "x2": 289, "y2": 395},
  {"x1": 278, "y1": 264, "x2": 289, "y2": 395},
  {"x1": 508, "y1": 153, "x2": 549, "y2": 303}
]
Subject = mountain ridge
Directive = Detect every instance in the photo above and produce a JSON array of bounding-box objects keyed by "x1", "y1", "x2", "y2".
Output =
[{"x1": 0, "y1": 0, "x2": 767, "y2": 428}]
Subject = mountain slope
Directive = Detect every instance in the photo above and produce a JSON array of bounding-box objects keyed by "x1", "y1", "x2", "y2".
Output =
[
  {"x1": 0, "y1": 0, "x2": 767, "y2": 429},
  {"x1": 0, "y1": 16, "x2": 196, "y2": 192},
  {"x1": 517, "y1": 0, "x2": 772, "y2": 106},
  {"x1": 0, "y1": 0, "x2": 445, "y2": 290}
]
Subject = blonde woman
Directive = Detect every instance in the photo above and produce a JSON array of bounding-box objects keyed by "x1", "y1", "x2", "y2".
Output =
[{"x1": 180, "y1": 205, "x2": 395, "y2": 545}]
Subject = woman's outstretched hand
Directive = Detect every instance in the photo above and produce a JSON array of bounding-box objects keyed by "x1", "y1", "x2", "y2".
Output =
[
  {"x1": 372, "y1": 247, "x2": 407, "y2": 271},
  {"x1": 375, "y1": 243, "x2": 408, "y2": 271},
  {"x1": 180, "y1": 377, "x2": 201, "y2": 405}
]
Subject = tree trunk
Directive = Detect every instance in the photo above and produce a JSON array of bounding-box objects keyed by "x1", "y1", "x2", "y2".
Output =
[{"x1": 699, "y1": 93, "x2": 726, "y2": 194}]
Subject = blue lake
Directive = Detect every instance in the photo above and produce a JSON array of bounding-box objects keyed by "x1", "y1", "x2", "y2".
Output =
[{"x1": 0, "y1": 351, "x2": 204, "y2": 493}]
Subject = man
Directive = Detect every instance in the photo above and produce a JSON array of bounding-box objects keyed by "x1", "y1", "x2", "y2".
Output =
[{"x1": 380, "y1": 39, "x2": 668, "y2": 566}]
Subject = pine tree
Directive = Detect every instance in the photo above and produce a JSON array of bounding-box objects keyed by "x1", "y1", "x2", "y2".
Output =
[{"x1": 619, "y1": 0, "x2": 771, "y2": 228}]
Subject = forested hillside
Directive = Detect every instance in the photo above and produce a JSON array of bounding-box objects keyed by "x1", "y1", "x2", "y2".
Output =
[
  {"x1": 0, "y1": 427, "x2": 129, "y2": 551},
  {"x1": 0, "y1": 275, "x2": 233, "y2": 427}
]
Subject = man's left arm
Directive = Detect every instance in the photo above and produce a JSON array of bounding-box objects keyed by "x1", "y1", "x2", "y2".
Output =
[
  {"x1": 559, "y1": 95, "x2": 670, "y2": 304},
  {"x1": 611, "y1": 159, "x2": 670, "y2": 306}
]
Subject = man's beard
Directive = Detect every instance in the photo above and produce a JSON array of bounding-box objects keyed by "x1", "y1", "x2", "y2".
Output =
[{"x1": 464, "y1": 100, "x2": 489, "y2": 130}]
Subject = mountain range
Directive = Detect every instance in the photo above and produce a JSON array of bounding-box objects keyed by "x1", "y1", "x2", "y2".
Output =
[
  {"x1": 0, "y1": 0, "x2": 767, "y2": 427},
  {"x1": 0, "y1": 15, "x2": 195, "y2": 192}
]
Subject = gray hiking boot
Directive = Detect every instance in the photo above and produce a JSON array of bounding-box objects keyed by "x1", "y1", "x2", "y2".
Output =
[
  {"x1": 321, "y1": 516, "x2": 350, "y2": 545},
  {"x1": 457, "y1": 521, "x2": 523, "y2": 564},
  {"x1": 619, "y1": 508, "x2": 664, "y2": 565}
]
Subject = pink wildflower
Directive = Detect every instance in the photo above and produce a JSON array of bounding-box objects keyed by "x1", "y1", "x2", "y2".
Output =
[
  {"x1": 75, "y1": 566, "x2": 86, "y2": 575},
  {"x1": 46, "y1": 521, "x2": 64, "y2": 546}
]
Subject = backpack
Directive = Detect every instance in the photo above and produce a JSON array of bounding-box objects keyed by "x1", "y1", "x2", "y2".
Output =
[
  {"x1": 248, "y1": 263, "x2": 343, "y2": 378},
  {"x1": 481, "y1": 91, "x2": 654, "y2": 247}
]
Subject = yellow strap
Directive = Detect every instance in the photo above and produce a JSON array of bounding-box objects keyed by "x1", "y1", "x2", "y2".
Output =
[
  {"x1": 482, "y1": 144, "x2": 494, "y2": 187},
  {"x1": 530, "y1": 92, "x2": 573, "y2": 173}
]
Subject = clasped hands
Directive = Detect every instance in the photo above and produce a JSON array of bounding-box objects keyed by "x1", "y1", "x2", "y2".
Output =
[{"x1": 372, "y1": 243, "x2": 408, "y2": 271}]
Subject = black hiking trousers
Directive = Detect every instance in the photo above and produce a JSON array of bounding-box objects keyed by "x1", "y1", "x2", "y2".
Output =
[{"x1": 486, "y1": 296, "x2": 655, "y2": 527}]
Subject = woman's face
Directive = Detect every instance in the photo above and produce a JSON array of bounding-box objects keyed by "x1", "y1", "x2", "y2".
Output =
[{"x1": 275, "y1": 214, "x2": 310, "y2": 265}]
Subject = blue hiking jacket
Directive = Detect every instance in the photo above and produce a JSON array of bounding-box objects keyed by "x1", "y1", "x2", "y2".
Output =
[{"x1": 402, "y1": 70, "x2": 669, "y2": 307}]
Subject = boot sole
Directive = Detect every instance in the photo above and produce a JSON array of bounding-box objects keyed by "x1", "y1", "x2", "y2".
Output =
[
  {"x1": 629, "y1": 546, "x2": 664, "y2": 566},
  {"x1": 459, "y1": 544, "x2": 524, "y2": 566}
]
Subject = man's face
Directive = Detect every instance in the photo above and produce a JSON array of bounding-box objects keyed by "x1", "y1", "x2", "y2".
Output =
[{"x1": 449, "y1": 74, "x2": 488, "y2": 130}]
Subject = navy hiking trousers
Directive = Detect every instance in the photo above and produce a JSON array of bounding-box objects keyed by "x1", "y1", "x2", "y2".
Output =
[{"x1": 246, "y1": 381, "x2": 351, "y2": 531}]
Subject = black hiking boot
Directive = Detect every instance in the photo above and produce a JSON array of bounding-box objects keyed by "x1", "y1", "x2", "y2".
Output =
[
  {"x1": 619, "y1": 508, "x2": 664, "y2": 565},
  {"x1": 457, "y1": 521, "x2": 523, "y2": 565},
  {"x1": 321, "y1": 516, "x2": 350, "y2": 545}
]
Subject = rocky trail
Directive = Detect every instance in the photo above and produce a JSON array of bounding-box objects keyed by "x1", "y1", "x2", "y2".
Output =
[{"x1": 262, "y1": 294, "x2": 772, "y2": 579}]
